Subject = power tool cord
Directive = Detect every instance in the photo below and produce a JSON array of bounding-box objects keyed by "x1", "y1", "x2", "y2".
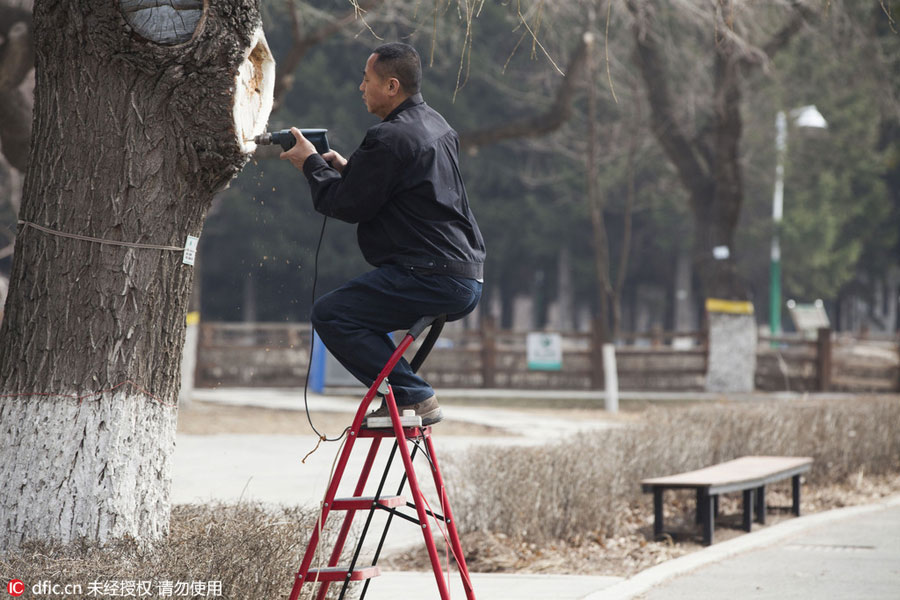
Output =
[{"x1": 303, "y1": 215, "x2": 349, "y2": 443}]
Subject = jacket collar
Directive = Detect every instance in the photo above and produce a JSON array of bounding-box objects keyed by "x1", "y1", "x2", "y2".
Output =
[{"x1": 383, "y1": 93, "x2": 424, "y2": 121}]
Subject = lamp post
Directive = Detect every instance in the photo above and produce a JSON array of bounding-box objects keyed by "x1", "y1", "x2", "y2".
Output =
[{"x1": 770, "y1": 105, "x2": 827, "y2": 339}]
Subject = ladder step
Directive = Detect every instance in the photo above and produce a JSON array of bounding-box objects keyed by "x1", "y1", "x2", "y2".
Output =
[
  {"x1": 305, "y1": 566, "x2": 380, "y2": 582},
  {"x1": 332, "y1": 495, "x2": 407, "y2": 511},
  {"x1": 359, "y1": 426, "x2": 430, "y2": 439}
]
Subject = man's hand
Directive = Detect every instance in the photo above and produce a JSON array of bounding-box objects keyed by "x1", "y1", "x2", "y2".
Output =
[
  {"x1": 279, "y1": 127, "x2": 317, "y2": 170},
  {"x1": 322, "y1": 150, "x2": 348, "y2": 174}
]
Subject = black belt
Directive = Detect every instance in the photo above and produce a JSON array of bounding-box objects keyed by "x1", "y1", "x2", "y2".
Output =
[{"x1": 397, "y1": 257, "x2": 483, "y2": 279}]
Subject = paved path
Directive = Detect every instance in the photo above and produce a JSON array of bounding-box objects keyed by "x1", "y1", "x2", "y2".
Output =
[
  {"x1": 364, "y1": 572, "x2": 623, "y2": 600},
  {"x1": 174, "y1": 388, "x2": 621, "y2": 554},
  {"x1": 596, "y1": 495, "x2": 900, "y2": 600},
  {"x1": 175, "y1": 388, "x2": 622, "y2": 507}
]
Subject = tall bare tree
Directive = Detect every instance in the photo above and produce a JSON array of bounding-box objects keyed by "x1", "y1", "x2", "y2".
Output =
[
  {"x1": 624, "y1": 0, "x2": 815, "y2": 299},
  {"x1": 0, "y1": 0, "x2": 274, "y2": 549}
]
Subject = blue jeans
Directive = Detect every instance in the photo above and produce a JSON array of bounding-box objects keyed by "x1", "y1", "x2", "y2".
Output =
[{"x1": 311, "y1": 264, "x2": 482, "y2": 405}]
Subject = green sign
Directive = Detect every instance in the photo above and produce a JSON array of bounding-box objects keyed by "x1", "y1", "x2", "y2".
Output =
[{"x1": 527, "y1": 332, "x2": 562, "y2": 371}]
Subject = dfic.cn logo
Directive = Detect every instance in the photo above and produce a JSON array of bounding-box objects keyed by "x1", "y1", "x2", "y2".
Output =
[{"x1": 7, "y1": 580, "x2": 25, "y2": 597}]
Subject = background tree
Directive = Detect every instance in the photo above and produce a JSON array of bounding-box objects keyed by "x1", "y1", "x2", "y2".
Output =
[
  {"x1": 176, "y1": 0, "x2": 900, "y2": 335},
  {"x1": 0, "y1": 0, "x2": 31, "y2": 173},
  {"x1": 0, "y1": 0, "x2": 34, "y2": 265},
  {"x1": 623, "y1": 0, "x2": 816, "y2": 301}
]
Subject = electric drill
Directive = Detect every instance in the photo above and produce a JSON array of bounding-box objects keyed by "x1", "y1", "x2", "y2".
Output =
[{"x1": 254, "y1": 129, "x2": 330, "y2": 154}]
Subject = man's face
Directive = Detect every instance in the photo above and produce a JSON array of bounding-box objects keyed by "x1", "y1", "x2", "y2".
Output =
[{"x1": 360, "y1": 53, "x2": 395, "y2": 119}]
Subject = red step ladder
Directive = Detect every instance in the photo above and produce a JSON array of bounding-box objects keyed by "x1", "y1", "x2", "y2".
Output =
[{"x1": 288, "y1": 315, "x2": 476, "y2": 600}]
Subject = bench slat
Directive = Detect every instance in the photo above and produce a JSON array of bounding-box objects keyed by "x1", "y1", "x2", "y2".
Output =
[{"x1": 641, "y1": 456, "x2": 813, "y2": 493}]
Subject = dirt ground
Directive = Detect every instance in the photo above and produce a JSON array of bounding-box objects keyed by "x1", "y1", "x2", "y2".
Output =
[
  {"x1": 176, "y1": 400, "x2": 510, "y2": 437},
  {"x1": 175, "y1": 399, "x2": 900, "y2": 578}
]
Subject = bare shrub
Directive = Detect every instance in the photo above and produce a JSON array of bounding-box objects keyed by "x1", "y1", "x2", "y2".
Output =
[
  {"x1": 0, "y1": 502, "x2": 353, "y2": 599},
  {"x1": 446, "y1": 398, "x2": 900, "y2": 544}
]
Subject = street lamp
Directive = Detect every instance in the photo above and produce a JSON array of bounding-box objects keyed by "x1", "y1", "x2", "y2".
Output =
[{"x1": 770, "y1": 105, "x2": 827, "y2": 338}]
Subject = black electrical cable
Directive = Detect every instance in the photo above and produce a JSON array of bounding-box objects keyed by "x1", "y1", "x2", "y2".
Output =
[{"x1": 303, "y1": 215, "x2": 349, "y2": 442}]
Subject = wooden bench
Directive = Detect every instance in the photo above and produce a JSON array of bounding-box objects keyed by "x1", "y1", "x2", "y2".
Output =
[{"x1": 641, "y1": 456, "x2": 813, "y2": 545}]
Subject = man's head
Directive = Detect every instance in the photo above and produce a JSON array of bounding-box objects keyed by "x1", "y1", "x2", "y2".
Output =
[{"x1": 360, "y1": 42, "x2": 422, "y2": 119}]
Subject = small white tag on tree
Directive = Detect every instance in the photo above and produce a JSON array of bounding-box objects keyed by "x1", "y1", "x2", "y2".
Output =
[{"x1": 183, "y1": 235, "x2": 199, "y2": 265}]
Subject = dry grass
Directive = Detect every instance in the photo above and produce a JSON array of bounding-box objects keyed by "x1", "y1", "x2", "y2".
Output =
[
  {"x1": 0, "y1": 502, "x2": 358, "y2": 600},
  {"x1": 445, "y1": 397, "x2": 900, "y2": 545}
]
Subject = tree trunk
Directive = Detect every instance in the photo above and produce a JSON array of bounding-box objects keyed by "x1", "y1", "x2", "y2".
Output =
[
  {"x1": 693, "y1": 35, "x2": 746, "y2": 300},
  {"x1": 555, "y1": 245, "x2": 574, "y2": 330},
  {"x1": 0, "y1": 0, "x2": 274, "y2": 549},
  {"x1": 584, "y1": 24, "x2": 611, "y2": 344},
  {"x1": 612, "y1": 114, "x2": 637, "y2": 339}
]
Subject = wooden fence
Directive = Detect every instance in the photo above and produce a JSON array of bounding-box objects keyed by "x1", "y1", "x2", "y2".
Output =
[
  {"x1": 756, "y1": 330, "x2": 900, "y2": 393},
  {"x1": 197, "y1": 322, "x2": 313, "y2": 387},
  {"x1": 411, "y1": 321, "x2": 708, "y2": 391},
  {"x1": 195, "y1": 321, "x2": 899, "y2": 393}
]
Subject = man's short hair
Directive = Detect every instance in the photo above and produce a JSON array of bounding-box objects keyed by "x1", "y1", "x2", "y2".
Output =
[{"x1": 372, "y1": 42, "x2": 422, "y2": 95}]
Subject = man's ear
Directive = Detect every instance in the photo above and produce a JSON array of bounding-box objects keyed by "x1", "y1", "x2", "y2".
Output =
[{"x1": 388, "y1": 78, "x2": 401, "y2": 96}]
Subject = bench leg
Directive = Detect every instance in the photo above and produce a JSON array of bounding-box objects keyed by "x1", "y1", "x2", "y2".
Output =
[
  {"x1": 792, "y1": 474, "x2": 802, "y2": 516},
  {"x1": 756, "y1": 485, "x2": 766, "y2": 524},
  {"x1": 742, "y1": 489, "x2": 754, "y2": 532},
  {"x1": 701, "y1": 489, "x2": 714, "y2": 545},
  {"x1": 696, "y1": 488, "x2": 703, "y2": 524},
  {"x1": 653, "y1": 488, "x2": 664, "y2": 538},
  {"x1": 697, "y1": 489, "x2": 720, "y2": 524}
]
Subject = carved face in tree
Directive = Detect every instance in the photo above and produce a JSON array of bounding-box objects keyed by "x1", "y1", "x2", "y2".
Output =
[{"x1": 120, "y1": 0, "x2": 206, "y2": 46}]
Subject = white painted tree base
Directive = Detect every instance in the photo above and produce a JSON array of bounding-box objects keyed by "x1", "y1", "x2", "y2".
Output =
[{"x1": 0, "y1": 393, "x2": 177, "y2": 550}]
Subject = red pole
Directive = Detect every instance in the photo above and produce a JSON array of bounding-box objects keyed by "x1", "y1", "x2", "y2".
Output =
[
  {"x1": 424, "y1": 433, "x2": 476, "y2": 599},
  {"x1": 383, "y1": 384, "x2": 452, "y2": 599}
]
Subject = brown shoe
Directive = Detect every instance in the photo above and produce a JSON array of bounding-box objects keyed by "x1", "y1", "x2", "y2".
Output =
[{"x1": 364, "y1": 395, "x2": 443, "y2": 428}]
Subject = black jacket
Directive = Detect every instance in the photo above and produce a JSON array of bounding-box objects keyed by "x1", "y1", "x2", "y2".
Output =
[{"x1": 302, "y1": 94, "x2": 485, "y2": 280}]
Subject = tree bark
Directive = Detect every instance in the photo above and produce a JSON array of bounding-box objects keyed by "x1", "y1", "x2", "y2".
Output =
[{"x1": 0, "y1": 0, "x2": 273, "y2": 549}]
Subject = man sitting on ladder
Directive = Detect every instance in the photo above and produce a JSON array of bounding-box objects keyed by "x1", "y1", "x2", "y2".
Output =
[{"x1": 281, "y1": 42, "x2": 485, "y2": 427}]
